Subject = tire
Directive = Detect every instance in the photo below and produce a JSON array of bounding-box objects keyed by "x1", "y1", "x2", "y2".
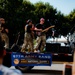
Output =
[{"x1": 15, "y1": 66, "x2": 34, "y2": 73}]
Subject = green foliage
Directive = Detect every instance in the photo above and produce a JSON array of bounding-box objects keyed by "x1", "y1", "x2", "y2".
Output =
[{"x1": 0, "y1": 0, "x2": 75, "y2": 37}]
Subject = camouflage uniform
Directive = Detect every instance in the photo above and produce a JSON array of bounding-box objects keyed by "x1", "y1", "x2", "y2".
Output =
[
  {"x1": 0, "y1": 33, "x2": 9, "y2": 49},
  {"x1": 34, "y1": 34, "x2": 46, "y2": 52},
  {"x1": 34, "y1": 20, "x2": 46, "y2": 52},
  {"x1": 0, "y1": 18, "x2": 9, "y2": 49},
  {"x1": 21, "y1": 24, "x2": 33, "y2": 52}
]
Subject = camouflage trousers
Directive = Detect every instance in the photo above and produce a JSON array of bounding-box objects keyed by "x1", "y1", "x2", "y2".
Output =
[
  {"x1": 21, "y1": 32, "x2": 33, "y2": 52},
  {"x1": 34, "y1": 34, "x2": 46, "y2": 52},
  {"x1": 0, "y1": 33, "x2": 9, "y2": 49}
]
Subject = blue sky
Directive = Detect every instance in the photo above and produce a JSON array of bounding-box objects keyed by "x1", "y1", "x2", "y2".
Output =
[{"x1": 29, "y1": 0, "x2": 75, "y2": 15}]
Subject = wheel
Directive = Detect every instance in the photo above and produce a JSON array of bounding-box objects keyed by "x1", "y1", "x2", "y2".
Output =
[{"x1": 15, "y1": 66, "x2": 34, "y2": 73}]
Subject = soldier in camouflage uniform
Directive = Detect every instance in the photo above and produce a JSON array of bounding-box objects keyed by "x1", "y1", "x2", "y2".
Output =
[
  {"x1": 0, "y1": 18, "x2": 9, "y2": 49},
  {"x1": 21, "y1": 19, "x2": 34, "y2": 52},
  {"x1": 34, "y1": 18, "x2": 46, "y2": 52}
]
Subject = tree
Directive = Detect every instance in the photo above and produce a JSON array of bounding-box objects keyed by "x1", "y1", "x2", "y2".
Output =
[{"x1": 0, "y1": 0, "x2": 75, "y2": 38}]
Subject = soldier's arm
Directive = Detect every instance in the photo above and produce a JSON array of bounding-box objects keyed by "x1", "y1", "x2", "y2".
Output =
[
  {"x1": 5, "y1": 29, "x2": 9, "y2": 33},
  {"x1": 34, "y1": 27, "x2": 42, "y2": 32},
  {"x1": 25, "y1": 25, "x2": 27, "y2": 32},
  {"x1": 34, "y1": 24, "x2": 42, "y2": 31},
  {"x1": 30, "y1": 24, "x2": 35, "y2": 30}
]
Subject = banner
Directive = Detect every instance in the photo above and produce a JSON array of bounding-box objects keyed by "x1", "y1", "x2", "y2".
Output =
[{"x1": 11, "y1": 52, "x2": 52, "y2": 66}]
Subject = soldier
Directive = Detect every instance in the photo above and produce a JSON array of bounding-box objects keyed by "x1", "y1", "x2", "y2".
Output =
[
  {"x1": 34, "y1": 18, "x2": 46, "y2": 52},
  {"x1": 21, "y1": 19, "x2": 34, "y2": 52},
  {"x1": 0, "y1": 18, "x2": 9, "y2": 49}
]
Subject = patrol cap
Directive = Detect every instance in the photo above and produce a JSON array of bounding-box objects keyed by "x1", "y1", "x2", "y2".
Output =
[
  {"x1": 27, "y1": 19, "x2": 32, "y2": 24},
  {"x1": 40, "y1": 18, "x2": 45, "y2": 21}
]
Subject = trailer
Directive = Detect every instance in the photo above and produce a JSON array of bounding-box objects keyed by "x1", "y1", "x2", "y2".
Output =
[{"x1": 2, "y1": 31, "x2": 75, "y2": 75}]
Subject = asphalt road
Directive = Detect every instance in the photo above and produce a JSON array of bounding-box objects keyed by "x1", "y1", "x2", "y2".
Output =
[
  {"x1": 24, "y1": 64, "x2": 63, "y2": 75},
  {"x1": 10, "y1": 64, "x2": 65, "y2": 75}
]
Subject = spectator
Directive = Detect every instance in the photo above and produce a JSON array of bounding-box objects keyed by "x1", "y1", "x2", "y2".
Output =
[{"x1": 0, "y1": 36, "x2": 22, "y2": 75}]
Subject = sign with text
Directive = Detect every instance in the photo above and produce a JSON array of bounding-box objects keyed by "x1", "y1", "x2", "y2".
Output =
[{"x1": 11, "y1": 52, "x2": 52, "y2": 66}]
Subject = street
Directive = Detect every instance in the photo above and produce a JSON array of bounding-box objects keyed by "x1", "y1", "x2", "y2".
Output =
[{"x1": 10, "y1": 64, "x2": 65, "y2": 75}]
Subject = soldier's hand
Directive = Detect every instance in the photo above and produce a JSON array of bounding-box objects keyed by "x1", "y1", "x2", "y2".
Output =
[
  {"x1": 5, "y1": 29, "x2": 9, "y2": 33},
  {"x1": 39, "y1": 29, "x2": 42, "y2": 32}
]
